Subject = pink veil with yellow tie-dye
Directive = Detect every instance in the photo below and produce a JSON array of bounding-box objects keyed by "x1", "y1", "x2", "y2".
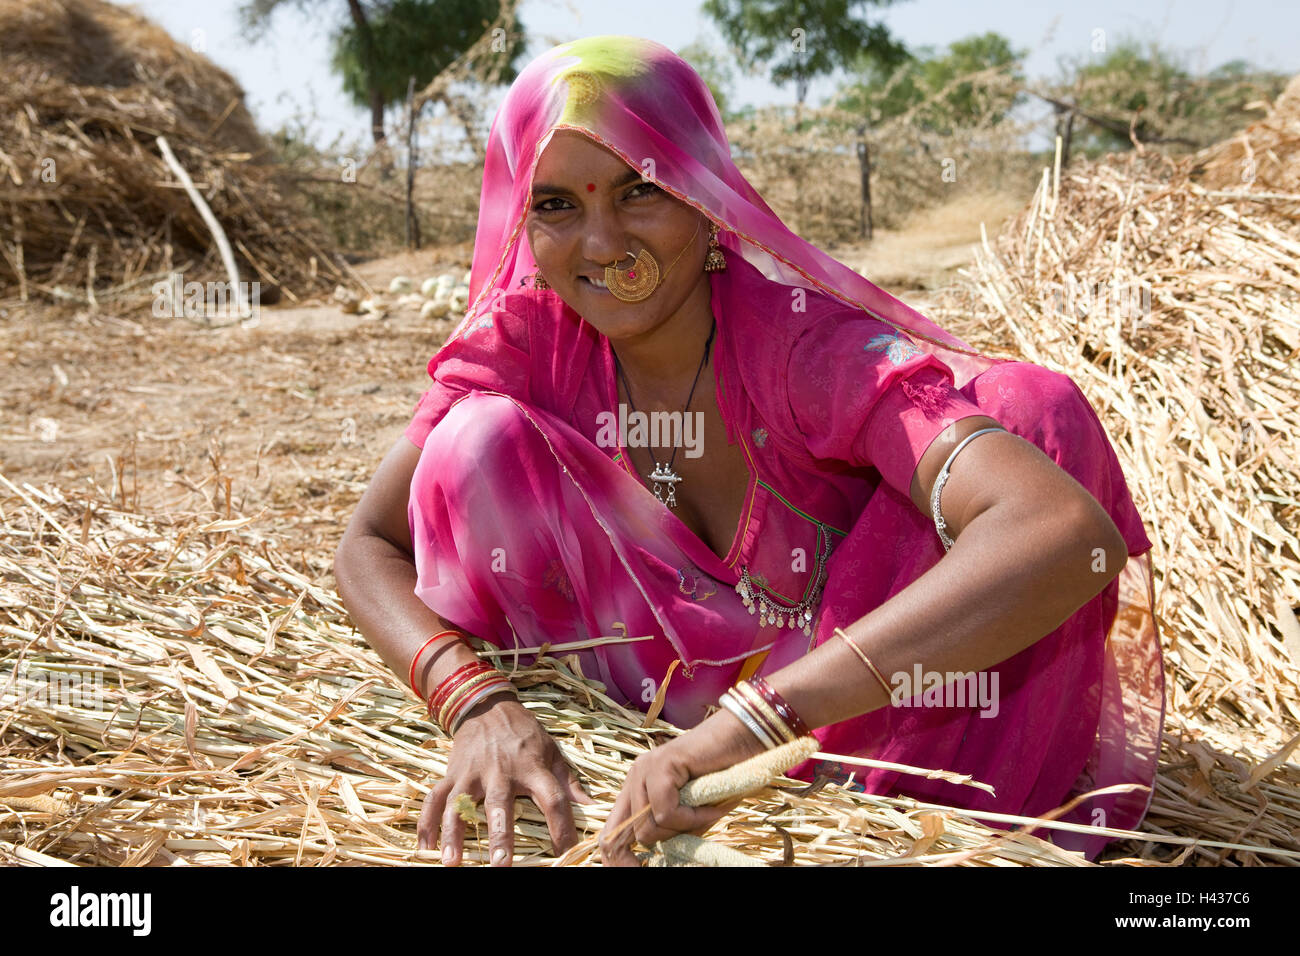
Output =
[
  {"x1": 429, "y1": 35, "x2": 1164, "y2": 859},
  {"x1": 453, "y1": 35, "x2": 995, "y2": 383}
]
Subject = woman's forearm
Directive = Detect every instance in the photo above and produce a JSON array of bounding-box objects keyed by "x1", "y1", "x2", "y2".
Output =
[
  {"x1": 765, "y1": 494, "x2": 1130, "y2": 731},
  {"x1": 333, "y1": 529, "x2": 482, "y2": 706}
]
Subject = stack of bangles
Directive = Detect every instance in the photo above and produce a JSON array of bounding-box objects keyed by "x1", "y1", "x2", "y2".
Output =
[
  {"x1": 408, "y1": 630, "x2": 518, "y2": 736},
  {"x1": 718, "y1": 675, "x2": 811, "y2": 749}
]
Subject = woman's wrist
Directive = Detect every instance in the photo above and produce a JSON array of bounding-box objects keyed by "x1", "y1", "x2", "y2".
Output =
[
  {"x1": 416, "y1": 637, "x2": 481, "y2": 706},
  {"x1": 692, "y1": 705, "x2": 770, "y2": 770}
]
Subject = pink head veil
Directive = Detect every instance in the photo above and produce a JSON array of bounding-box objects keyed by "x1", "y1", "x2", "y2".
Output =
[{"x1": 451, "y1": 34, "x2": 998, "y2": 387}]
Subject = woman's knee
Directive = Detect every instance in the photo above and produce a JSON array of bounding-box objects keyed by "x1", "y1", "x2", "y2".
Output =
[{"x1": 422, "y1": 391, "x2": 534, "y2": 461}]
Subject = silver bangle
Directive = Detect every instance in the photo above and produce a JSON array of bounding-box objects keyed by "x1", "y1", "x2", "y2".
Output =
[
  {"x1": 930, "y1": 426, "x2": 1006, "y2": 552},
  {"x1": 718, "y1": 691, "x2": 779, "y2": 750},
  {"x1": 447, "y1": 682, "x2": 516, "y2": 736}
]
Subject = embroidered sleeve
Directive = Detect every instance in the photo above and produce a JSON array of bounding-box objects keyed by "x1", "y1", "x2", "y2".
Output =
[
  {"x1": 404, "y1": 296, "x2": 533, "y2": 449},
  {"x1": 786, "y1": 312, "x2": 988, "y2": 498}
]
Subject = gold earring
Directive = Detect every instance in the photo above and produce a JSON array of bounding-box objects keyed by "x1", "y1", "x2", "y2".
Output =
[
  {"x1": 704, "y1": 222, "x2": 727, "y2": 272},
  {"x1": 532, "y1": 269, "x2": 550, "y2": 290}
]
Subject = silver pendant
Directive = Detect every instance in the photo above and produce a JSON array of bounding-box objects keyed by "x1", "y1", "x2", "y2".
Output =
[{"x1": 650, "y1": 461, "x2": 682, "y2": 508}]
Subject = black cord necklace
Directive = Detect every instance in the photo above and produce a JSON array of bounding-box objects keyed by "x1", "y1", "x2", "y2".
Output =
[{"x1": 614, "y1": 318, "x2": 716, "y2": 508}]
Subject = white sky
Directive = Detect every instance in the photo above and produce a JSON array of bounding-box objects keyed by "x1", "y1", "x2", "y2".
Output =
[{"x1": 123, "y1": 0, "x2": 1299, "y2": 153}]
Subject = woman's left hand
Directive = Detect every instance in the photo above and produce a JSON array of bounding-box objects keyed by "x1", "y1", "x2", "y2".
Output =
[{"x1": 598, "y1": 707, "x2": 768, "y2": 866}]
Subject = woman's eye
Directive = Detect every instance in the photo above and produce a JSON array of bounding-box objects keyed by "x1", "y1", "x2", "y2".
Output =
[
  {"x1": 628, "y1": 182, "x2": 660, "y2": 199},
  {"x1": 533, "y1": 197, "x2": 570, "y2": 212}
]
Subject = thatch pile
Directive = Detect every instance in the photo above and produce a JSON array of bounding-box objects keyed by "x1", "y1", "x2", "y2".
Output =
[
  {"x1": 1191, "y1": 72, "x2": 1300, "y2": 195},
  {"x1": 0, "y1": 0, "x2": 347, "y2": 307}
]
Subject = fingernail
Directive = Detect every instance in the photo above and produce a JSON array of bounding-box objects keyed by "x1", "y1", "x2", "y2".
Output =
[
  {"x1": 492, "y1": 847, "x2": 507, "y2": 865},
  {"x1": 442, "y1": 845, "x2": 453, "y2": 863}
]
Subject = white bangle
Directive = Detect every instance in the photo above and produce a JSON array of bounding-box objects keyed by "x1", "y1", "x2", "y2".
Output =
[
  {"x1": 930, "y1": 426, "x2": 1006, "y2": 551},
  {"x1": 718, "y1": 691, "x2": 779, "y2": 750},
  {"x1": 447, "y1": 682, "x2": 516, "y2": 735}
]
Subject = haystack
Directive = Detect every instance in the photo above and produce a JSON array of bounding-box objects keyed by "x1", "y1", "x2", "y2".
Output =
[
  {"x1": 1191, "y1": 72, "x2": 1300, "y2": 194},
  {"x1": 0, "y1": 0, "x2": 346, "y2": 308},
  {"x1": 925, "y1": 76, "x2": 1300, "y2": 863}
]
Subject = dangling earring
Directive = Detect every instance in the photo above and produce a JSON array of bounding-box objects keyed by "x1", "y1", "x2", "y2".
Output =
[
  {"x1": 704, "y1": 221, "x2": 727, "y2": 273},
  {"x1": 532, "y1": 268, "x2": 550, "y2": 290}
]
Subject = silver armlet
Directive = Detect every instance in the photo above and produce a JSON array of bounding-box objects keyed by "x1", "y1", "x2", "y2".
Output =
[{"x1": 930, "y1": 426, "x2": 1006, "y2": 551}]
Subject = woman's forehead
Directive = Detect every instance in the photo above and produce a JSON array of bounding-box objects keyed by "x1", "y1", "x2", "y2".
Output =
[{"x1": 534, "y1": 130, "x2": 630, "y2": 179}]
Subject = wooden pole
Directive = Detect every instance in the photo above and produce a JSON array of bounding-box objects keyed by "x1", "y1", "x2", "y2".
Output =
[
  {"x1": 856, "y1": 126, "x2": 873, "y2": 241},
  {"x1": 405, "y1": 75, "x2": 421, "y2": 251}
]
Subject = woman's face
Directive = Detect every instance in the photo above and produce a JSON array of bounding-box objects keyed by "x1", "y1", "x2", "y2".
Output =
[{"x1": 524, "y1": 130, "x2": 710, "y2": 342}]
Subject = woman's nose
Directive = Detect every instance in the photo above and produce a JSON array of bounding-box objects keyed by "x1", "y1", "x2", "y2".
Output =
[{"x1": 580, "y1": 206, "x2": 630, "y2": 267}]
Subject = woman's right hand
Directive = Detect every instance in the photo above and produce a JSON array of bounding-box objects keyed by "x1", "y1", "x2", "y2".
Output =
[{"x1": 416, "y1": 694, "x2": 594, "y2": 866}]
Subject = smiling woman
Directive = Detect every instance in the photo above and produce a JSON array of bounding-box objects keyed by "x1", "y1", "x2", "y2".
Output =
[{"x1": 333, "y1": 35, "x2": 1163, "y2": 868}]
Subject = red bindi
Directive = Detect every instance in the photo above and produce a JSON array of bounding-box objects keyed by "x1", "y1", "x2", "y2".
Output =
[{"x1": 585, "y1": 182, "x2": 596, "y2": 192}]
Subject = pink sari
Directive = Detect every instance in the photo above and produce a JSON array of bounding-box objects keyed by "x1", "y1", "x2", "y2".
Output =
[{"x1": 405, "y1": 36, "x2": 1164, "y2": 860}]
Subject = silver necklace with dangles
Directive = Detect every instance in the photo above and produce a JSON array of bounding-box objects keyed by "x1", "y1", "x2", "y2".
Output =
[{"x1": 614, "y1": 319, "x2": 716, "y2": 508}]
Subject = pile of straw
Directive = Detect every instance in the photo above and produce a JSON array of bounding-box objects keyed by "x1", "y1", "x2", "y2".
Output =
[
  {"x1": 1191, "y1": 73, "x2": 1300, "y2": 195},
  {"x1": 2, "y1": 465, "x2": 1297, "y2": 866},
  {"x1": 923, "y1": 90, "x2": 1300, "y2": 864},
  {"x1": 0, "y1": 0, "x2": 347, "y2": 307}
]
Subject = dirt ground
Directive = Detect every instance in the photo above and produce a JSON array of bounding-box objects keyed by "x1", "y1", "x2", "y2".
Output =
[{"x1": 0, "y1": 202, "x2": 1013, "y2": 581}]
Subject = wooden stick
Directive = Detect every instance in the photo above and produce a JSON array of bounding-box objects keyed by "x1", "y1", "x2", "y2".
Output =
[{"x1": 155, "y1": 135, "x2": 249, "y2": 320}]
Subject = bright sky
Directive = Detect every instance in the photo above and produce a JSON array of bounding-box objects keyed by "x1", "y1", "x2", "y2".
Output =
[{"x1": 124, "y1": 0, "x2": 1299, "y2": 153}]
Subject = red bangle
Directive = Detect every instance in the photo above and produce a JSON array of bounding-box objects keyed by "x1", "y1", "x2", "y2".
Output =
[
  {"x1": 748, "y1": 676, "x2": 811, "y2": 738},
  {"x1": 428, "y1": 662, "x2": 488, "y2": 714},
  {"x1": 443, "y1": 676, "x2": 514, "y2": 733},
  {"x1": 408, "y1": 630, "x2": 464, "y2": 702},
  {"x1": 436, "y1": 669, "x2": 502, "y2": 728},
  {"x1": 428, "y1": 661, "x2": 497, "y2": 718}
]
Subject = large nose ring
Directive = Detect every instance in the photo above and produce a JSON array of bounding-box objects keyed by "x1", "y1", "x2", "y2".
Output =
[{"x1": 603, "y1": 247, "x2": 660, "y2": 302}]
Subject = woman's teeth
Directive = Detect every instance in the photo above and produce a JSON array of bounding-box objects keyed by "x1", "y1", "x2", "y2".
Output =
[{"x1": 584, "y1": 276, "x2": 608, "y2": 289}]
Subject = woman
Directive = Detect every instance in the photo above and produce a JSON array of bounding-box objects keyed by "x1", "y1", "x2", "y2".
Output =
[{"x1": 334, "y1": 35, "x2": 1164, "y2": 867}]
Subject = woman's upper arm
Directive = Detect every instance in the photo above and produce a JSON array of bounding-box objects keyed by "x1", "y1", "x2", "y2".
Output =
[
  {"x1": 341, "y1": 435, "x2": 424, "y2": 558},
  {"x1": 787, "y1": 313, "x2": 993, "y2": 507}
]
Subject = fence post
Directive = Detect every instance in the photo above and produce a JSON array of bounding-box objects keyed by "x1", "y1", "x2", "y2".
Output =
[{"x1": 406, "y1": 74, "x2": 421, "y2": 251}]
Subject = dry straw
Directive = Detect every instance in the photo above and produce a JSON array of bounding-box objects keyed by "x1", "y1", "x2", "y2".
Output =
[
  {"x1": 921, "y1": 75, "x2": 1300, "y2": 866},
  {"x1": 0, "y1": 0, "x2": 350, "y2": 308},
  {"x1": 2, "y1": 459, "x2": 1298, "y2": 866}
]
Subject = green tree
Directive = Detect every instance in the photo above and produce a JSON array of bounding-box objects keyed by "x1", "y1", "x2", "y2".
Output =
[
  {"x1": 702, "y1": 0, "x2": 912, "y2": 124},
  {"x1": 239, "y1": 0, "x2": 525, "y2": 146},
  {"x1": 1046, "y1": 37, "x2": 1290, "y2": 156},
  {"x1": 838, "y1": 30, "x2": 1026, "y2": 134}
]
